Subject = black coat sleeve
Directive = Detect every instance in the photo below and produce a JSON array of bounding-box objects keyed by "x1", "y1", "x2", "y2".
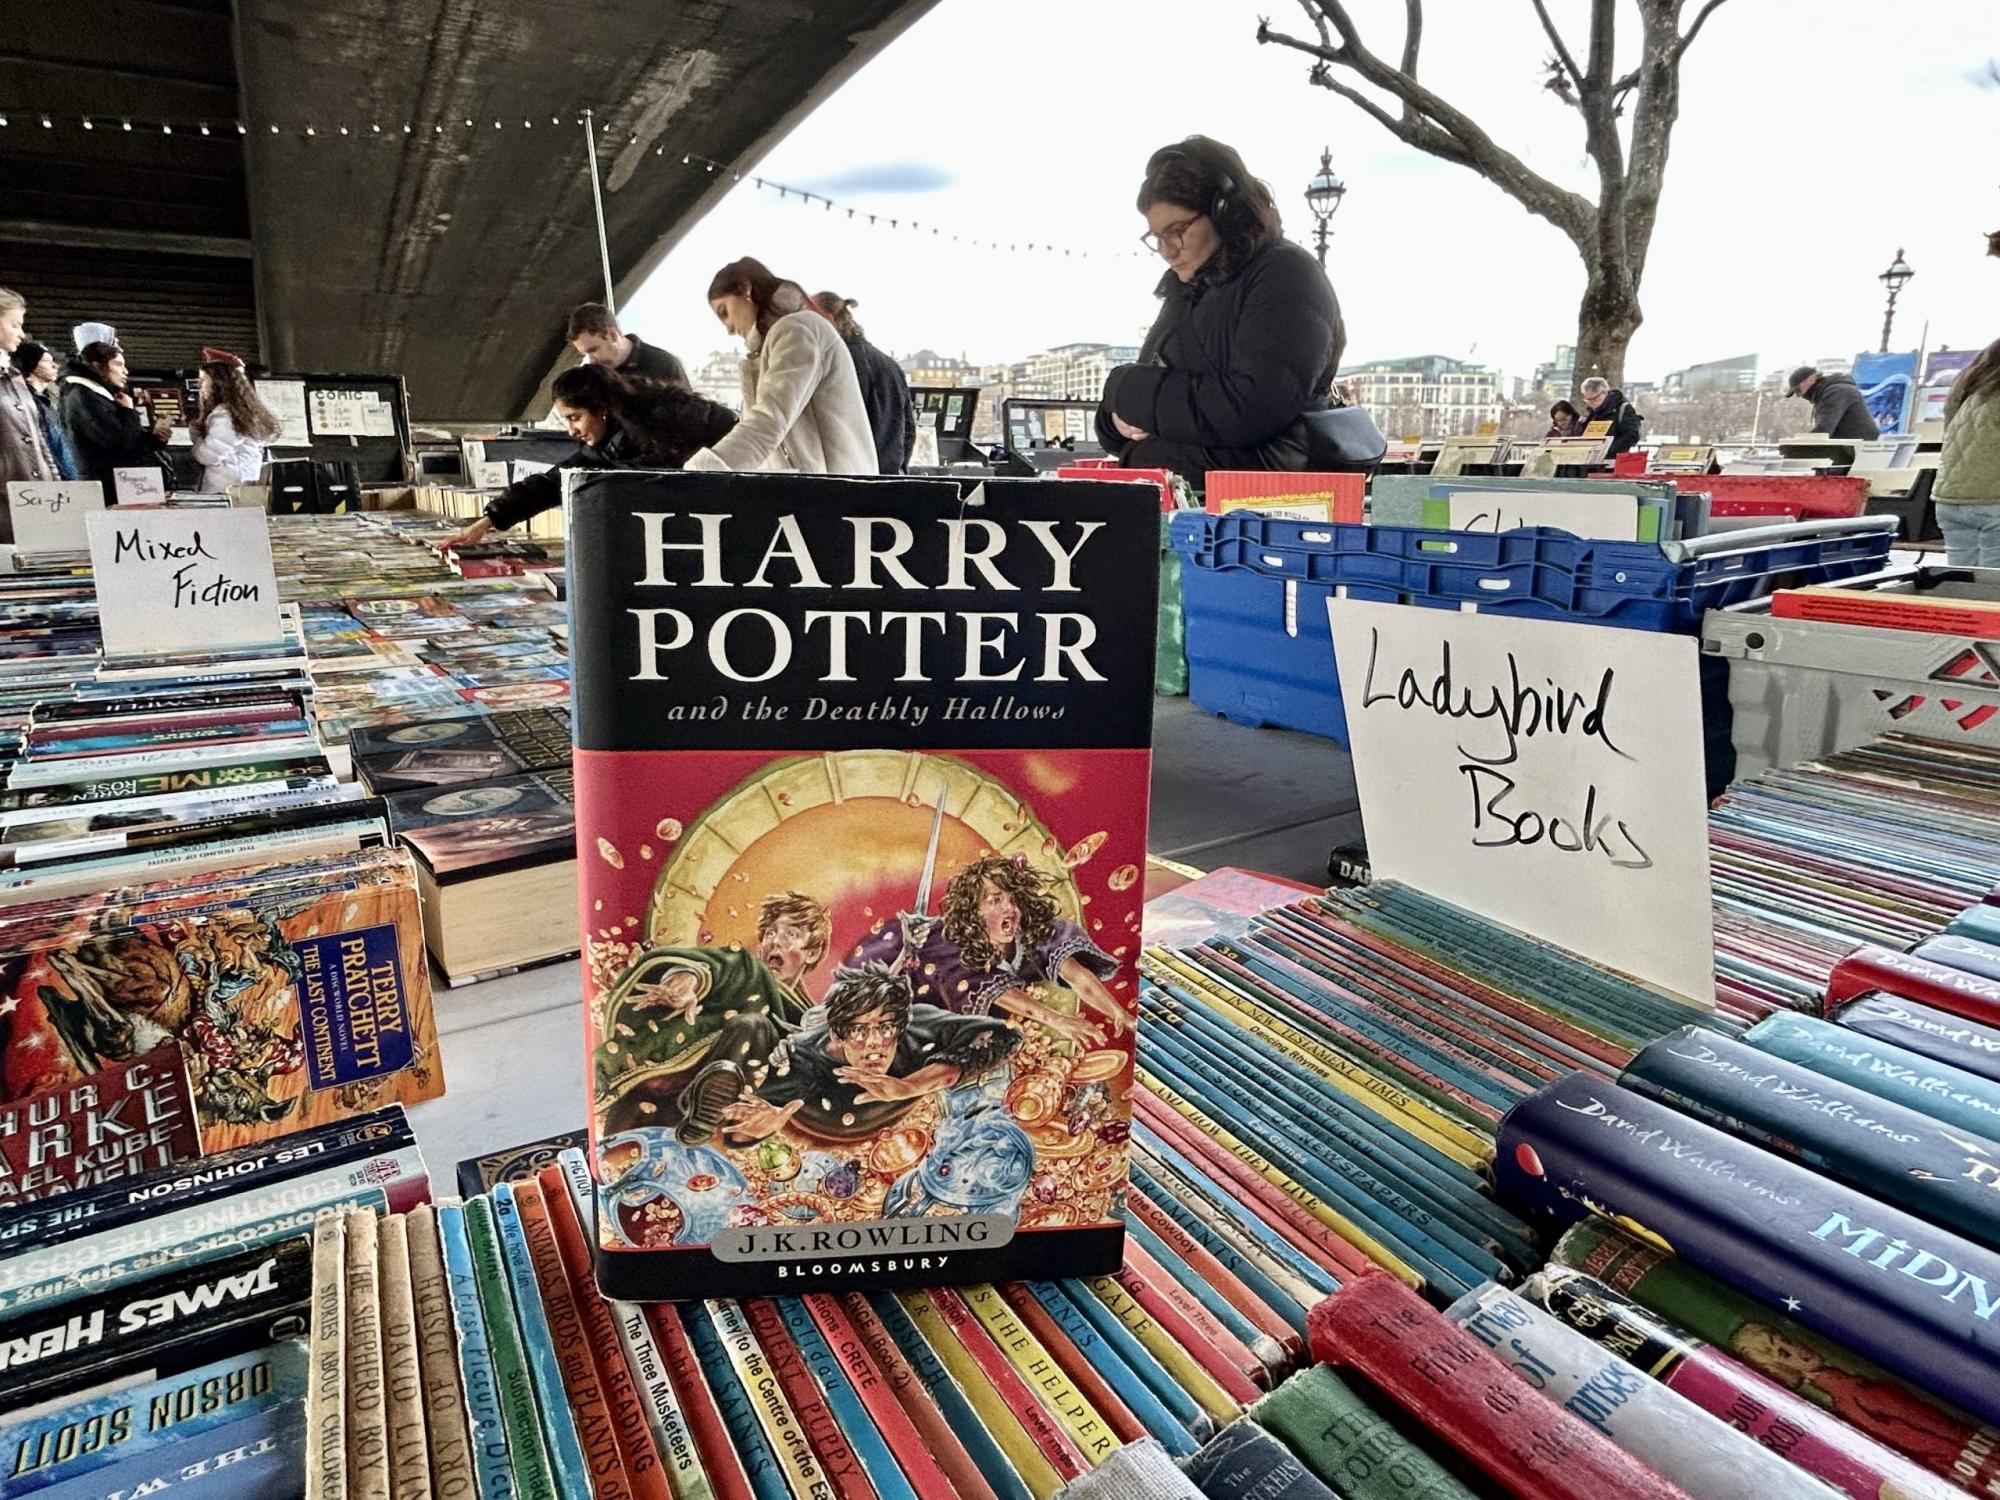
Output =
[
  {"x1": 1107, "y1": 250, "x2": 1337, "y2": 449},
  {"x1": 60, "y1": 387, "x2": 158, "y2": 479},
  {"x1": 1606, "y1": 400, "x2": 1644, "y2": 455}
]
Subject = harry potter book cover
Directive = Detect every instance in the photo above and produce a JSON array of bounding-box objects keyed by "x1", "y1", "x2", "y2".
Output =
[{"x1": 568, "y1": 471, "x2": 1158, "y2": 1300}]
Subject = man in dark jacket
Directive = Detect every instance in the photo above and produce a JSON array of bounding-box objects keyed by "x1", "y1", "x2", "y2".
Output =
[
  {"x1": 1788, "y1": 367, "x2": 1881, "y2": 440},
  {"x1": 815, "y1": 292, "x2": 915, "y2": 475},
  {"x1": 1579, "y1": 377, "x2": 1644, "y2": 456},
  {"x1": 565, "y1": 302, "x2": 689, "y2": 389}
]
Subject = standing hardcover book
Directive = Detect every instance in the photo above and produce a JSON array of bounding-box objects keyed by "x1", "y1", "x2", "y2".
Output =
[
  {"x1": 377, "y1": 1215, "x2": 435, "y2": 1500},
  {"x1": 307, "y1": 1216, "x2": 349, "y2": 1500},
  {"x1": 404, "y1": 1203, "x2": 478, "y2": 1500},
  {"x1": 568, "y1": 470, "x2": 1157, "y2": 1300}
]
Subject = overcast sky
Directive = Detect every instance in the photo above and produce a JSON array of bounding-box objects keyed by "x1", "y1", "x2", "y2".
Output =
[{"x1": 620, "y1": 0, "x2": 2000, "y2": 386}]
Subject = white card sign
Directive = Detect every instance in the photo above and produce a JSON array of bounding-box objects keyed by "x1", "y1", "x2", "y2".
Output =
[
  {"x1": 309, "y1": 388, "x2": 394, "y2": 438},
  {"x1": 1445, "y1": 490, "x2": 1640, "y2": 541},
  {"x1": 112, "y1": 467, "x2": 167, "y2": 506},
  {"x1": 1328, "y1": 597, "x2": 1715, "y2": 1003},
  {"x1": 255, "y1": 379, "x2": 311, "y2": 447},
  {"x1": 85, "y1": 508, "x2": 285, "y2": 657},
  {"x1": 471, "y1": 461, "x2": 510, "y2": 490},
  {"x1": 6, "y1": 480, "x2": 104, "y2": 553}
]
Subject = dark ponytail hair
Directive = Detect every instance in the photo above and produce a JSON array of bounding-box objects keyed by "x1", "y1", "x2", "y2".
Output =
[
  {"x1": 551, "y1": 361, "x2": 632, "y2": 417},
  {"x1": 79, "y1": 340, "x2": 124, "y2": 385},
  {"x1": 707, "y1": 257, "x2": 833, "y2": 335},
  {"x1": 1136, "y1": 136, "x2": 1282, "y2": 274}
]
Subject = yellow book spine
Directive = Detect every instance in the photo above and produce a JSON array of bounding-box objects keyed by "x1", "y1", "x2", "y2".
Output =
[
  {"x1": 1076, "y1": 1274, "x2": 1241, "y2": 1428},
  {"x1": 896, "y1": 1290, "x2": 1064, "y2": 1500},
  {"x1": 960, "y1": 1284, "x2": 1120, "y2": 1465},
  {"x1": 1139, "y1": 1065, "x2": 1424, "y2": 1290},
  {"x1": 703, "y1": 1300, "x2": 833, "y2": 1500},
  {"x1": 1143, "y1": 950, "x2": 1492, "y2": 1167}
]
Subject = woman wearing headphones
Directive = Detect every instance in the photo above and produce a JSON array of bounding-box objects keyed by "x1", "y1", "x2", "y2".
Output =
[{"x1": 1096, "y1": 136, "x2": 1346, "y2": 485}]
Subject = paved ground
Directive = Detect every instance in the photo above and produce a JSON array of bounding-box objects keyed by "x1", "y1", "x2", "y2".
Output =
[{"x1": 411, "y1": 695, "x2": 1356, "y2": 1175}]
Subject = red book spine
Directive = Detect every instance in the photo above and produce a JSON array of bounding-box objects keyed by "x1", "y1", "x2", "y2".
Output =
[
  {"x1": 1308, "y1": 1274, "x2": 1697, "y2": 1500},
  {"x1": 836, "y1": 1293, "x2": 1000, "y2": 1500},
  {"x1": 742, "y1": 1299, "x2": 880, "y2": 1500},
  {"x1": 509, "y1": 1180, "x2": 637, "y2": 1500},
  {"x1": 914, "y1": 1287, "x2": 1092, "y2": 1483},
  {"x1": 993, "y1": 1283, "x2": 1147, "y2": 1445},
  {"x1": 643, "y1": 1304, "x2": 757, "y2": 1500},
  {"x1": 801, "y1": 1295, "x2": 962, "y2": 1498},
  {"x1": 1125, "y1": 1186, "x2": 1301, "y2": 1359},
  {"x1": 1134, "y1": 1089, "x2": 1375, "y2": 1280},
  {"x1": 1298, "y1": 907, "x2": 1631, "y2": 1068},
  {"x1": 1824, "y1": 943, "x2": 2000, "y2": 1025},
  {"x1": 535, "y1": 1167, "x2": 673, "y2": 1500},
  {"x1": 1108, "y1": 1246, "x2": 1267, "y2": 1401}
]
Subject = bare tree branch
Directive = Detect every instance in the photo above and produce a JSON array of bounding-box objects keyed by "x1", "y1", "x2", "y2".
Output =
[
  {"x1": 1401, "y1": 0, "x2": 1424, "y2": 78},
  {"x1": 1258, "y1": 13, "x2": 1595, "y2": 248},
  {"x1": 1677, "y1": 0, "x2": 1731, "y2": 56},
  {"x1": 1529, "y1": 0, "x2": 1587, "y2": 94}
]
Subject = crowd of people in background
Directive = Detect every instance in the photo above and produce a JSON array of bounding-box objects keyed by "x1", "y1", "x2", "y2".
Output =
[{"x1": 8, "y1": 129, "x2": 1999, "y2": 566}]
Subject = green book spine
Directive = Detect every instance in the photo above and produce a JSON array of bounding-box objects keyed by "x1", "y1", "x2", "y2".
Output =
[
  {"x1": 1252, "y1": 1365, "x2": 1477, "y2": 1500},
  {"x1": 464, "y1": 1196, "x2": 559, "y2": 1500}
]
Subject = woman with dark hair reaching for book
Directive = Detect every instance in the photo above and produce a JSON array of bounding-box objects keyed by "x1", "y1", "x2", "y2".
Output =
[
  {"x1": 444, "y1": 363, "x2": 738, "y2": 546},
  {"x1": 1095, "y1": 135, "x2": 1345, "y2": 486}
]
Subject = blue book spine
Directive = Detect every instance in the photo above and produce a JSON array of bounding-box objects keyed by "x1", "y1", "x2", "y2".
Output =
[
  {"x1": 1123, "y1": 1213, "x2": 1277, "y2": 1363},
  {"x1": 0, "y1": 1342, "x2": 306, "y2": 1498},
  {"x1": 487, "y1": 1183, "x2": 591, "y2": 1500},
  {"x1": 862, "y1": 1291, "x2": 1036, "y2": 1500},
  {"x1": 1128, "y1": 1161, "x2": 1309, "y2": 1338},
  {"x1": 1622, "y1": 1024, "x2": 2000, "y2": 1250},
  {"x1": 677, "y1": 1303, "x2": 790, "y2": 1500},
  {"x1": 1835, "y1": 993, "x2": 2000, "y2": 1088},
  {"x1": 1747, "y1": 1011, "x2": 2000, "y2": 1146},
  {"x1": 1182, "y1": 1420, "x2": 1339, "y2": 1499},
  {"x1": 1493, "y1": 1071, "x2": 2000, "y2": 1428},
  {"x1": 31, "y1": 1399, "x2": 305, "y2": 1500},
  {"x1": 775, "y1": 1297, "x2": 918, "y2": 1500},
  {"x1": 1913, "y1": 934, "x2": 2000, "y2": 985},
  {"x1": 1049, "y1": 1279, "x2": 1211, "y2": 1438},
  {"x1": 1018, "y1": 1280, "x2": 1199, "y2": 1459},
  {"x1": 435, "y1": 1202, "x2": 518, "y2": 1500},
  {"x1": 1131, "y1": 1127, "x2": 1340, "y2": 1299}
]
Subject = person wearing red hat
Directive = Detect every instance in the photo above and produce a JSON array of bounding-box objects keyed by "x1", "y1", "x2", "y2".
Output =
[{"x1": 190, "y1": 352, "x2": 280, "y2": 491}]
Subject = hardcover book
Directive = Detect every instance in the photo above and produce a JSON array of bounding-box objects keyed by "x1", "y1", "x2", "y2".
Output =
[{"x1": 568, "y1": 471, "x2": 1158, "y2": 1300}]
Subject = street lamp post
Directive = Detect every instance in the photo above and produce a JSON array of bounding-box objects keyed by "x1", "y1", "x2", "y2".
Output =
[
  {"x1": 1878, "y1": 249, "x2": 1914, "y2": 353},
  {"x1": 1304, "y1": 147, "x2": 1346, "y2": 269}
]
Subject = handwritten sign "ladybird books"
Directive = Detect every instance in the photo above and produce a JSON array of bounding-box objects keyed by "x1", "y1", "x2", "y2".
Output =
[
  {"x1": 1328, "y1": 596, "x2": 1714, "y2": 1004},
  {"x1": 85, "y1": 508, "x2": 284, "y2": 658}
]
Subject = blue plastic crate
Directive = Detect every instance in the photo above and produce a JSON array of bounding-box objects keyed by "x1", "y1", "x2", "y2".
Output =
[
  {"x1": 1167, "y1": 513, "x2": 1895, "y2": 633},
  {"x1": 1179, "y1": 561, "x2": 1353, "y2": 743}
]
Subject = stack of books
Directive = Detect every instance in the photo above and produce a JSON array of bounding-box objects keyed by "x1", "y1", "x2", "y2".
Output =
[{"x1": 0, "y1": 1103, "x2": 430, "y2": 1500}]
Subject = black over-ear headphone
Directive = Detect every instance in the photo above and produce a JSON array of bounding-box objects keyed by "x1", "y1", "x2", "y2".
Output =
[{"x1": 1147, "y1": 143, "x2": 1239, "y2": 232}]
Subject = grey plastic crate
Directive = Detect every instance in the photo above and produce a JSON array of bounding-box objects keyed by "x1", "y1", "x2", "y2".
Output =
[{"x1": 1703, "y1": 607, "x2": 2000, "y2": 776}]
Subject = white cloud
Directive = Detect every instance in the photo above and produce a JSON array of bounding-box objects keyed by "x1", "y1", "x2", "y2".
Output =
[{"x1": 620, "y1": 0, "x2": 2000, "y2": 386}]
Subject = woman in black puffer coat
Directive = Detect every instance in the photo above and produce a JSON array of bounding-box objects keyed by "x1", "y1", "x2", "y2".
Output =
[{"x1": 1096, "y1": 136, "x2": 1345, "y2": 486}]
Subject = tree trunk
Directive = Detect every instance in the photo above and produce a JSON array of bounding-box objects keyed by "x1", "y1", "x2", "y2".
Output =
[{"x1": 1572, "y1": 266, "x2": 1642, "y2": 394}]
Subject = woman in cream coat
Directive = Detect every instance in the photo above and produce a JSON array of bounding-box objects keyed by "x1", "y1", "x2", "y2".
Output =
[{"x1": 689, "y1": 257, "x2": 877, "y2": 475}]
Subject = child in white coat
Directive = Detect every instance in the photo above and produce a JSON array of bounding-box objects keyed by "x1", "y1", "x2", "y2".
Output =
[{"x1": 190, "y1": 352, "x2": 280, "y2": 491}]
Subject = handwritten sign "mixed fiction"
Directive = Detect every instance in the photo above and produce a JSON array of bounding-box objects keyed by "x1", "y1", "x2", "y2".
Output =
[
  {"x1": 85, "y1": 508, "x2": 284, "y2": 658},
  {"x1": 1328, "y1": 596, "x2": 1714, "y2": 1004}
]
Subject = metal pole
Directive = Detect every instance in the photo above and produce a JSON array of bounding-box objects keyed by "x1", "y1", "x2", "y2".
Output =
[
  {"x1": 1313, "y1": 217, "x2": 1329, "y2": 268},
  {"x1": 1880, "y1": 290, "x2": 1897, "y2": 355},
  {"x1": 584, "y1": 108, "x2": 612, "y2": 312}
]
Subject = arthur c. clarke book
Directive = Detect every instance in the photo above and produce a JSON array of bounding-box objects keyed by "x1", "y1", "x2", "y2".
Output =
[{"x1": 567, "y1": 470, "x2": 1160, "y2": 1299}]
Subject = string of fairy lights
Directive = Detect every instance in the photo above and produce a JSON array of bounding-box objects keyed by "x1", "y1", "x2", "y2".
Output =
[{"x1": 0, "y1": 107, "x2": 1147, "y2": 261}]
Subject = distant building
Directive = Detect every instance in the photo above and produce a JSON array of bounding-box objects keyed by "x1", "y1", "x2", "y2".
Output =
[
  {"x1": 1344, "y1": 355, "x2": 1503, "y2": 437},
  {"x1": 1662, "y1": 353, "x2": 1758, "y2": 396},
  {"x1": 690, "y1": 350, "x2": 741, "y2": 411},
  {"x1": 1532, "y1": 344, "x2": 1577, "y2": 396},
  {"x1": 901, "y1": 349, "x2": 981, "y2": 388},
  {"x1": 1022, "y1": 343, "x2": 1140, "y2": 401}
]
